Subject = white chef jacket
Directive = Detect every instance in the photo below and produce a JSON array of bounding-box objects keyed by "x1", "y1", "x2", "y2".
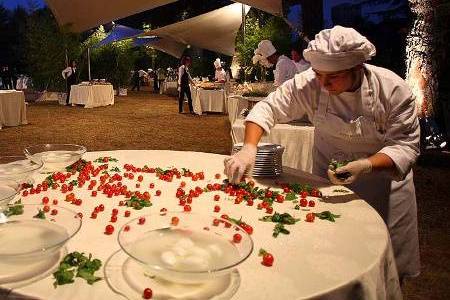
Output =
[
  {"x1": 294, "y1": 59, "x2": 310, "y2": 73},
  {"x1": 246, "y1": 63, "x2": 420, "y2": 279},
  {"x1": 273, "y1": 55, "x2": 298, "y2": 87},
  {"x1": 138, "y1": 70, "x2": 148, "y2": 78},
  {"x1": 61, "y1": 67, "x2": 76, "y2": 79},
  {"x1": 215, "y1": 69, "x2": 227, "y2": 82}
]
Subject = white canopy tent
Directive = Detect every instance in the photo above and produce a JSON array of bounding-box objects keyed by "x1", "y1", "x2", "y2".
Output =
[
  {"x1": 233, "y1": 0, "x2": 283, "y2": 16},
  {"x1": 136, "y1": 37, "x2": 186, "y2": 59},
  {"x1": 46, "y1": 0, "x2": 176, "y2": 32},
  {"x1": 144, "y1": 3, "x2": 250, "y2": 56}
]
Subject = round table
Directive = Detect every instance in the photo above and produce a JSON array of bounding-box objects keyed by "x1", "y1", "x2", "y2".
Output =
[
  {"x1": 4, "y1": 150, "x2": 401, "y2": 300},
  {"x1": 0, "y1": 90, "x2": 28, "y2": 129}
]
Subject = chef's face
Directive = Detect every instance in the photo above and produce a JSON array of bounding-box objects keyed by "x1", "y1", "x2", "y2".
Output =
[
  {"x1": 291, "y1": 50, "x2": 301, "y2": 62},
  {"x1": 313, "y1": 66, "x2": 360, "y2": 95}
]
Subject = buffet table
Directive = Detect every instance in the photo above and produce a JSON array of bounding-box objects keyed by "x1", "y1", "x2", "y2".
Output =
[
  {"x1": 190, "y1": 86, "x2": 227, "y2": 115},
  {"x1": 69, "y1": 84, "x2": 114, "y2": 108},
  {"x1": 3, "y1": 150, "x2": 401, "y2": 300},
  {"x1": 0, "y1": 90, "x2": 28, "y2": 129},
  {"x1": 159, "y1": 81, "x2": 178, "y2": 96},
  {"x1": 232, "y1": 119, "x2": 315, "y2": 173}
]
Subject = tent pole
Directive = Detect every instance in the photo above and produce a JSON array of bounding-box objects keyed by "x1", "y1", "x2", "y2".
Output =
[{"x1": 88, "y1": 47, "x2": 91, "y2": 81}]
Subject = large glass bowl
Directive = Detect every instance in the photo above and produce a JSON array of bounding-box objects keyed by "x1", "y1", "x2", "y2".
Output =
[
  {"x1": 0, "y1": 181, "x2": 20, "y2": 213},
  {"x1": 118, "y1": 211, "x2": 253, "y2": 284},
  {"x1": 0, "y1": 155, "x2": 43, "y2": 186},
  {"x1": 24, "y1": 144, "x2": 87, "y2": 172},
  {"x1": 0, "y1": 204, "x2": 82, "y2": 262}
]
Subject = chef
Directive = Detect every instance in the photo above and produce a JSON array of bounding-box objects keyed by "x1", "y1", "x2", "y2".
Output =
[
  {"x1": 291, "y1": 47, "x2": 310, "y2": 73},
  {"x1": 224, "y1": 26, "x2": 420, "y2": 281},
  {"x1": 255, "y1": 40, "x2": 298, "y2": 87},
  {"x1": 214, "y1": 58, "x2": 227, "y2": 83}
]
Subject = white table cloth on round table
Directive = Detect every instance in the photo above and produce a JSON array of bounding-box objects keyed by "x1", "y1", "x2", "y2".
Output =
[
  {"x1": 69, "y1": 84, "x2": 114, "y2": 108},
  {"x1": 159, "y1": 81, "x2": 178, "y2": 96},
  {"x1": 0, "y1": 90, "x2": 28, "y2": 129},
  {"x1": 190, "y1": 86, "x2": 227, "y2": 115},
  {"x1": 232, "y1": 119, "x2": 315, "y2": 173},
  {"x1": 3, "y1": 150, "x2": 401, "y2": 300}
]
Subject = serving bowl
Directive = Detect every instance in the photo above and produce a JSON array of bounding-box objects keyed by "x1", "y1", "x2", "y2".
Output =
[
  {"x1": 118, "y1": 211, "x2": 253, "y2": 284},
  {"x1": 24, "y1": 144, "x2": 86, "y2": 172},
  {"x1": 0, "y1": 155, "x2": 43, "y2": 185}
]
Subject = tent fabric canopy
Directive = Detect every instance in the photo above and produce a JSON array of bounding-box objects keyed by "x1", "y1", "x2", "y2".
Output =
[
  {"x1": 134, "y1": 37, "x2": 186, "y2": 58},
  {"x1": 145, "y1": 3, "x2": 249, "y2": 56},
  {"x1": 233, "y1": 0, "x2": 283, "y2": 16},
  {"x1": 45, "y1": 0, "x2": 176, "y2": 32},
  {"x1": 94, "y1": 25, "x2": 144, "y2": 48}
]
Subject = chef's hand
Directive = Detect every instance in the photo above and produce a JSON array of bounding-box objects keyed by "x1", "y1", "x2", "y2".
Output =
[
  {"x1": 224, "y1": 144, "x2": 257, "y2": 184},
  {"x1": 327, "y1": 159, "x2": 372, "y2": 185}
]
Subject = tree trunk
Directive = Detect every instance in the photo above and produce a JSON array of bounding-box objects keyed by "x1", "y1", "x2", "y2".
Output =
[
  {"x1": 405, "y1": 0, "x2": 438, "y2": 118},
  {"x1": 299, "y1": 0, "x2": 324, "y2": 40}
]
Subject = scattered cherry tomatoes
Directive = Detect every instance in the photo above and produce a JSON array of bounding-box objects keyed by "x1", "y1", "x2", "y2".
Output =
[
  {"x1": 262, "y1": 253, "x2": 274, "y2": 267},
  {"x1": 306, "y1": 213, "x2": 315, "y2": 222},
  {"x1": 214, "y1": 205, "x2": 220, "y2": 213},
  {"x1": 138, "y1": 217, "x2": 146, "y2": 225},
  {"x1": 233, "y1": 233, "x2": 242, "y2": 243},
  {"x1": 143, "y1": 288, "x2": 153, "y2": 299},
  {"x1": 171, "y1": 216, "x2": 179, "y2": 226},
  {"x1": 308, "y1": 200, "x2": 315, "y2": 207},
  {"x1": 105, "y1": 225, "x2": 114, "y2": 235},
  {"x1": 299, "y1": 198, "x2": 308, "y2": 207},
  {"x1": 183, "y1": 205, "x2": 191, "y2": 212}
]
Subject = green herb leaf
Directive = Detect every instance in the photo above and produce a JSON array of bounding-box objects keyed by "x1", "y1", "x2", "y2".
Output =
[
  {"x1": 53, "y1": 252, "x2": 102, "y2": 287},
  {"x1": 33, "y1": 209, "x2": 46, "y2": 219},
  {"x1": 285, "y1": 192, "x2": 297, "y2": 201},
  {"x1": 313, "y1": 211, "x2": 341, "y2": 222},
  {"x1": 4, "y1": 199, "x2": 24, "y2": 217}
]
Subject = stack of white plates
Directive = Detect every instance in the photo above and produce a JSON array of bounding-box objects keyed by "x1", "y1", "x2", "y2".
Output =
[{"x1": 232, "y1": 143, "x2": 284, "y2": 177}]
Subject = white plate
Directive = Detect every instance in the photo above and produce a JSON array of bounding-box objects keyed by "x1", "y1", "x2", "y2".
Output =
[{"x1": 104, "y1": 249, "x2": 241, "y2": 300}]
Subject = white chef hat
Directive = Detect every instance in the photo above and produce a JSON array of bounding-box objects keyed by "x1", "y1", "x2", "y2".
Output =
[
  {"x1": 303, "y1": 26, "x2": 376, "y2": 72},
  {"x1": 255, "y1": 40, "x2": 276, "y2": 59},
  {"x1": 214, "y1": 58, "x2": 222, "y2": 68}
]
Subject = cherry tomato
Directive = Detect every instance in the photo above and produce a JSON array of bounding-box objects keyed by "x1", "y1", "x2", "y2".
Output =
[
  {"x1": 77, "y1": 212, "x2": 83, "y2": 219},
  {"x1": 308, "y1": 200, "x2": 315, "y2": 207},
  {"x1": 43, "y1": 205, "x2": 50, "y2": 212},
  {"x1": 266, "y1": 207, "x2": 273, "y2": 214},
  {"x1": 52, "y1": 199, "x2": 58, "y2": 205},
  {"x1": 183, "y1": 205, "x2": 191, "y2": 212},
  {"x1": 105, "y1": 225, "x2": 114, "y2": 235},
  {"x1": 155, "y1": 190, "x2": 161, "y2": 196},
  {"x1": 91, "y1": 212, "x2": 97, "y2": 219},
  {"x1": 42, "y1": 197, "x2": 49, "y2": 204},
  {"x1": 138, "y1": 175, "x2": 143, "y2": 182},
  {"x1": 233, "y1": 233, "x2": 242, "y2": 243},
  {"x1": 110, "y1": 215, "x2": 117, "y2": 223},
  {"x1": 171, "y1": 216, "x2": 179, "y2": 226},
  {"x1": 212, "y1": 219, "x2": 220, "y2": 226},
  {"x1": 214, "y1": 173, "x2": 221, "y2": 179},
  {"x1": 262, "y1": 253, "x2": 274, "y2": 267},
  {"x1": 300, "y1": 198, "x2": 308, "y2": 207},
  {"x1": 124, "y1": 210, "x2": 131, "y2": 217},
  {"x1": 275, "y1": 194, "x2": 284, "y2": 203},
  {"x1": 112, "y1": 208, "x2": 118, "y2": 215},
  {"x1": 124, "y1": 225, "x2": 130, "y2": 232},
  {"x1": 242, "y1": 224, "x2": 253, "y2": 235},
  {"x1": 214, "y1": 205, "x2": 220, "y2": 212},
  {"x1": 306, "y1": 213, "x2": 315, "y2": 222},
  {"x1": 149, "y1": 183, "x2": 155, "y2": 189},
  {"x1": 91, "y1": 191, "x2": 97, "y2": 197},
  {"x1": 138, "y1": 217, "x2": 145, "y2": 225},
  {"x1": 99, "y1": 204, "x2": 105, "y2": 211},
  {"x1": 214, "y1": 194, "x2": 220, "y2": 201},
  {"x1": 143, "y1": 288, "x2": 153, "y2": 299},
  {"x1": 300, "y1": 191, "x2": 308, "y2": 198}
]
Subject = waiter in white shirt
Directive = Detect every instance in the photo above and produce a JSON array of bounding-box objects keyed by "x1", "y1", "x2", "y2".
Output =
[
  {"x1": 214, "y1": 58, "x2": 227, "y2": 83},
  {"x1": 224, "y1": 26, "x2": 420, "y2": 282},
  {"x1": 61, "y1": 60, "x2": 77, "y2": 106},
  {"x1": 254, "y1": 40, "x2": 298, "y2": 87}
]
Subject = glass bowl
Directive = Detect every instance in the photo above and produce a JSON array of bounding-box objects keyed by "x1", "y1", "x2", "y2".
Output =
[
  {"x1": 118, "y1": 211, "x2": 253, "y2": 284},
  {"x1": 24, "y1": 144, "x2": 87, "y2": 172},
  {"x1": 0, "y1": 155, "x2": 43, "y2": 186},
  {"x1": 0, "y1": 204, "x2": 82, "y2": 263},
  {"x1": 0, "y1": 181, "x2": 20, "y2": 213}
]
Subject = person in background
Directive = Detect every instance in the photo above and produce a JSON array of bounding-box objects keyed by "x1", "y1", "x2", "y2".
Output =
[
  {"x1": 224, "y1": 26, "x2": 420, "y2": 282},
  {"x1": 254, "y1": 40, "x2": 298, "y2": 87},
  {"x1": 152, "y1": 70, "x2": 159, "y2": 92},
  {"x1": 139, "y1": 69, "x2": 148, "y2": 88},
  {"x1": 178, "y1": 55, "x2": 195, "y2": 114},
  {"x1": 291, "y1": 46, "x2": 310, "y2": 73},
  {"x1": 1, "y1": 65, "x2": 13, "y2": 90},
  {"x1": 157, "y1": 68, "x2": 166, "y2": 92},
  {"x1": 61, "y1": 60, "x2": 77, "y2": 105},
  {"x1": 214, "y1": 58, "x2": 227, "y2": 83},
  {"x1": 131, "y1": 69, "x2": 140, "y2": 91}
]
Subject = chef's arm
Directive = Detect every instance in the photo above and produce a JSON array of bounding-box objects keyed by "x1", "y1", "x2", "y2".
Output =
[
  {"x1": 243, "y1": 121, "x2": 264, "y2": 147},
  {"x1": 368, "y1": 153, "x2": 395, "y2": 172}
]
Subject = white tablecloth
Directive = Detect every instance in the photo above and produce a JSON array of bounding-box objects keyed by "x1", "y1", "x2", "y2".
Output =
[
  {"x1": 0, "y1": 90, "x2": 28, "y2": 129},
  {"x1": 190, "y1": 86, "x2": 227, "y2": 115},
  {"x1": 4, "y1": 150, "x2": 401, "y2": 300},
  {"x1": 232, "y1": 119, "x2": 315, "y2": 173},
  {"x1": 69, "y1": 85, "x2": 114, "y2": 108},
  {"x1": 159, "y1": 81, "x2": 178, "y2": 96}
]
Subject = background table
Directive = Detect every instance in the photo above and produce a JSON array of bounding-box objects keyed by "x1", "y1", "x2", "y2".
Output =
[
  {"x1": 232, "y1": 119, "x2": 315, "y2": 173},
  {"x1": 159, "y1": 81, "x2": 178, "y2": 96},
  {"x1": 4, "y1": 150, "x2": 401, "y2": 300},
  {"x1": 70, "y1": 84, "x2": 114, "y2": 108},
  {"x1": 0, "y1": 90, "x2": 28, "y2": 129},
  {"x1": 226, "y1": 95, "x2": 248, "y2": 125},
  {"x1": 190, "y1": 86, "x2": 227, "y2": 115}
]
